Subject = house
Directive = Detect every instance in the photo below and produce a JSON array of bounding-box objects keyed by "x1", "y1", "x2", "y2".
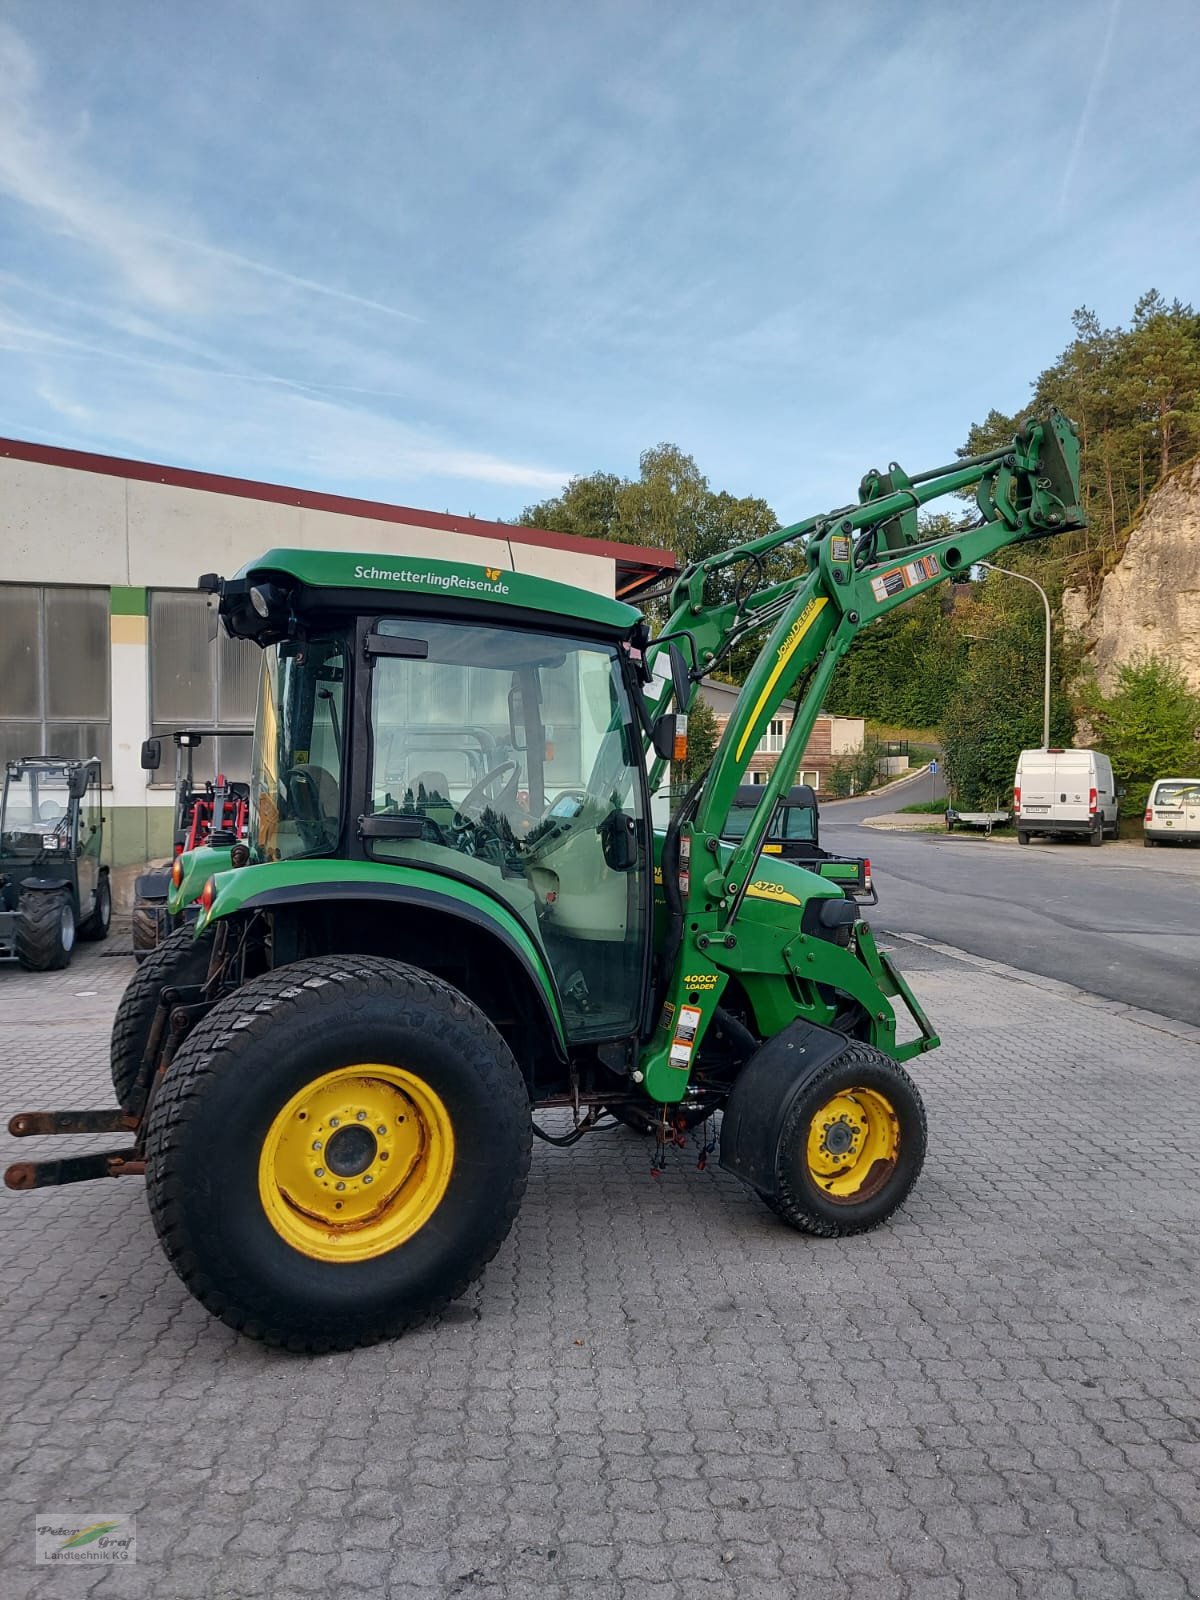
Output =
[{"x1": 696, "y1": 679, "x2": 865, "y2": 789}]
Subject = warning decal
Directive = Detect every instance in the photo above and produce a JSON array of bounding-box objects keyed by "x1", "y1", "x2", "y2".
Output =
[{"x1": 870, "y1": 552, "x2": 940, "y2": 605}]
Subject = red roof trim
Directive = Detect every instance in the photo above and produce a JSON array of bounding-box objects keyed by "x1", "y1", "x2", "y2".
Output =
[{"x1": 0, "y1": 435, "x2": 677, "y2": 587}]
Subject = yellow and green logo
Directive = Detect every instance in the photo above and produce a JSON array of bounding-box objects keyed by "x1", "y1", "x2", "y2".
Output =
[{"x1": 59, "y1": 1522, "x2": 121, "y2": 1550}]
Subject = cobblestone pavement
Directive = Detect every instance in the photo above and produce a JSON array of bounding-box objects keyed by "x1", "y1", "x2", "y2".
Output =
[{"x1": 2, "y1": 936, "x2": 1200, "y2": 1600}]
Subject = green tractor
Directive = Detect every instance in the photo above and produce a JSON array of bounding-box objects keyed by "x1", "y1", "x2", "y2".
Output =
[
  {"x1": 0, "y1": 757, "x2": 111, "y2": 971},
  {"x1": 5, "y1": 412, "x2": 1084, "y2": 1351}
]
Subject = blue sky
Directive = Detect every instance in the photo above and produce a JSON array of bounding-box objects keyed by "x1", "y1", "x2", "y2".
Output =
[{"x1": 1, "y1": 0, "x2": 1197, "y2": 526}]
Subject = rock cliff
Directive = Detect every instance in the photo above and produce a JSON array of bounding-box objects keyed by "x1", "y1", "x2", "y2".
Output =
[{"x1": 1063, "y1": 457, "x2": 1200, "y2": 692}]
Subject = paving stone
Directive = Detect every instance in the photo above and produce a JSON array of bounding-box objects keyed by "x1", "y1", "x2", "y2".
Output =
[{"x1": 2, "y1": 941, "x2": 1200, "y2": 1597}]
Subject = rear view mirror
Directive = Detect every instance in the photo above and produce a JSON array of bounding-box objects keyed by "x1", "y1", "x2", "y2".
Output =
[
  {"x1": 652, "y1": 713, "x2": 688, "y2": 763},
  {"x1": 507, "y1": 687, "x2": 529, "y2": 752},
  {"x1": 68, "y1": 767, "x2": 90, "y2": 800},
  {"x1": 668, "y1": 641, "x2": 691, "y2": 710},
  {"x1": 141, "y1": 738, "x2": 162, "y2": 771}
]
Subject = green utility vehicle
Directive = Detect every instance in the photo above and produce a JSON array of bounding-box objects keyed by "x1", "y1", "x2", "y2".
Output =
[
  {"x1": 723, "y1": 783, "x2": 874, "y2": 900},
  {"x1": 0, "y1": 757, "x2": 110, "y2": 970},
  {"x1": 6, "y1": 412, "x2": 1084, "y2": 1351}
]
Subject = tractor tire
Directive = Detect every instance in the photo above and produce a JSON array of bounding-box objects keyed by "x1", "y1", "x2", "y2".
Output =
[
  {"x1": 110, "y1": 926, "x2": 215, "y2": 1112},
  {"x1": 763, "y1": 1042, "x2": 926, "y2": 1237},
  {"x1": 78, "y1": 873, "x2": 112, "y2": 942},
  {"x1": 143, "y1": 955, "x2": 532, "y2": 1352},
  {"x1": 15, "y1": 889, "x2": 75, "y2": 972},
  {"x1": 131, "y1": 895, "x2": 171, "y2": 961}
]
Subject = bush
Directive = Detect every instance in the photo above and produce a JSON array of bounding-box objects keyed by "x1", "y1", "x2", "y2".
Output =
[{"x1": 1084, "y1": 658, "x2": 1200, "y2": 816}]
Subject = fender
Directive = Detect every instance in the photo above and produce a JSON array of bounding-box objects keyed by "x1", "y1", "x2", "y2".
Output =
[
  {"x1": 719, "y1": 1019, "x2": 849, "y2": 1196},
  {"x1": 168, "y1": 845, "x2": 235, "y2": 915},
  {"x1": 18, "y1": 877, "x2": 70, "y2": 892},
  {"x1": 198, "y1": 859, "x2": 567, "y2": 1058}
]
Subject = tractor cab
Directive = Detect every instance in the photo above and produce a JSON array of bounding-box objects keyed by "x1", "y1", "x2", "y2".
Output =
[{"x1": 244, "y1": 594, "x2": 655, "y2": 1042}]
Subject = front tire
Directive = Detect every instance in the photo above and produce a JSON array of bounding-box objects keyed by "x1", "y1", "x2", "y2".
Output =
[
  {"x1": 15, "y1": 889, "x2": 75, "y2": 971},
  {"x1": 144, "y1": 956, "x2": 532, "y2": 1351},
  {"x1": 764, "y1": 1044, "x2": 926, "y2": 1237}
]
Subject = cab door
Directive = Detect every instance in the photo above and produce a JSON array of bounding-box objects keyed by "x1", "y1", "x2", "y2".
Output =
[{"x1": 74, "y1": 766, "x2": 103, "y2": 918}]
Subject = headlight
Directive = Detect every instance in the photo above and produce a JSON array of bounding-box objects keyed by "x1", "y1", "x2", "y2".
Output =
[{"x1": 171, "y1": 857, "x2": 184, "y2": 890}]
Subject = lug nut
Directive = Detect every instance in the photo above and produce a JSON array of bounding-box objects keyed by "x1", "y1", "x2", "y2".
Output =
[
  {"x1": 377, "y1": 1125, "x2": 387, "y2": 1136},
  {"x1": 314, "y1": 1167, "x2": 325, "y2": 1178},
  {"x1": 335, "y1": 1181, "x2": 346, "y2": 1192},
  {"x1": 356, "y1": 1110, "x2": 367, "y2": 1121},
  {"x1": 329, "y1": 1117, "x2": 340, "y2": 1127},
  {"x1": 312, "y1": 1140, "x2": 322, "y2": 1151},
  {"x1": 363, "y1": 1175, "x2": 373, "y2": 1185}
]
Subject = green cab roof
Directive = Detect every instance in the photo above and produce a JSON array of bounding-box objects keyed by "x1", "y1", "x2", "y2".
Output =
[{"x1": 236, "y1": 548, "x2": 642, "y2": 633}]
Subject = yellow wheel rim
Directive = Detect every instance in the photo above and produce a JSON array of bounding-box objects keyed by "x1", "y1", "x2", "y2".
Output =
[
  {"x1": 257, "y1": 1064, "x2": 455, "y2": 1262},
  {"x1": 806, "y1": 1086, "x2": 899, "y2": 1202}
]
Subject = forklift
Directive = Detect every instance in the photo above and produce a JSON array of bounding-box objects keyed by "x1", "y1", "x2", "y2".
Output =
[
  {"x1": 0, "y1": 757, "x2": 110, "y2": 970},
  {"x1": 6, "y1": 411, "x2": 1084, "y2": 1351}
]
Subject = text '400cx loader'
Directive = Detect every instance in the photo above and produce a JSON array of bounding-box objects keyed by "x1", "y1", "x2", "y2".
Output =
[{"x1": 5, "y1": 412, "x2": 1085, "y2": 1350}]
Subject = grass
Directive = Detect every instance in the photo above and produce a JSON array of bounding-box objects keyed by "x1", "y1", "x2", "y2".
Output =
[{"x1": 898, "y1": 799, "x2": 949, "y2": 815}]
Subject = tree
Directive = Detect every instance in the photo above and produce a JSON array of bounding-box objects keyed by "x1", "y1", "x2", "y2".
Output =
[
  {"x1": 674, "y1": 693, "x2": 719, "y2": 792},
  {"x1": 1082, "y1": 657, "x2": 1200, "y2": 817}
]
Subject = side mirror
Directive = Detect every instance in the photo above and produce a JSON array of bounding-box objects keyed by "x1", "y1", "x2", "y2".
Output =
[
  {"x1": 68, "y1": 767, "x2": 90, "y2": 800},
  {"x1": 141, "y1": 738, "x2": 162, "y2": 771},
  {"x1": 668, "y1": 641, "x2": 691, "y2": 710},
  {"x1": 652, "y1": 713, "x2": 681, "y2": 761},
  {"x1": 1117, "y1": 784, "x2": 1127, "y2": 798},
  {"x1": 599, "y1": 811, "x2": 638, "y2": 872}
]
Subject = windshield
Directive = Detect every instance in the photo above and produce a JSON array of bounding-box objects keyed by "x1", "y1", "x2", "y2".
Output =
[
  {"x1": 1152, "y1": 782, "x2": 1200, "y2": 807},
  {"x1": 1, "y1": 765, "x2": 72, "y2": 856},
  {"x1": 366, "y1": 619, "x2": 648, "y2": 1040},
  {"x1": 250, "y1": 636, "x2": 348, "y2": 860},
  {"x1": 723, "y1": 797, "x2": 816, "y2": 845}
]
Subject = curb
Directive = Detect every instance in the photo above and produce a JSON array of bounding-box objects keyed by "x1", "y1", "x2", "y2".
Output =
[{"x1": 885, "y1": 929, "x2": 1200, "y2": 1049}]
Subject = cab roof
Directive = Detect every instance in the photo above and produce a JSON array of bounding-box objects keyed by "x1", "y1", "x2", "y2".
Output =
[{"x1": 230, "y1": 548, "x2": 642, "y2": 635}]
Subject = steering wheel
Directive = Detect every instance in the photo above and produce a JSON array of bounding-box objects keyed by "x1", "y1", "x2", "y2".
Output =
[{"x1": 454, "y1": 761, "x2": 520, "y2": 823}]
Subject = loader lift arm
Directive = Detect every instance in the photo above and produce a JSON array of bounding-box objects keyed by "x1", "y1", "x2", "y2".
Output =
[{"x1": 636, "y1": 408, "x2": 1084, "y2": 1096}]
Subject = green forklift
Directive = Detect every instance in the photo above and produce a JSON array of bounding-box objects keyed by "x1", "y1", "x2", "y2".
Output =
[
  {"x1": 0, "y1": 757, "x2": 111, "y2": 970},
  {"x1": 6, "y1": 411, "x2": 1084, "y2": 1351}
]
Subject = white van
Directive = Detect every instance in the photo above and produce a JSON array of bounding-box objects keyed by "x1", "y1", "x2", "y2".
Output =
[
  {"x1": 1144, "y1": 778, "x2": 1200, "y2": 846},
  {"x1": 1013, "y1": 748, "x2": 1119, "y2": 846}
]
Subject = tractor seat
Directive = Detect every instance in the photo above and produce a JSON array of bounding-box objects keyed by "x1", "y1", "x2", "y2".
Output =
[{"x1": 413, "y1": 770, "x2": 452, "y2": 806}]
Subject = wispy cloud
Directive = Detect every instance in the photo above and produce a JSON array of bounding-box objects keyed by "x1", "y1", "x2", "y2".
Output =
[{"x1": 1058, "y1": 0, "x2": 1123, "y2": 221}]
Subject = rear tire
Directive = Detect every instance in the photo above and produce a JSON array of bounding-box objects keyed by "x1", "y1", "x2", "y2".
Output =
[
  {"x1": 764, "y1": 1044, "x2": 926, "y2": 1237},
  {"x1": 131, "y1": 895, "x2": 171, "y2": 960},
  {"x1": 15, "y1": 889, "x2": 74, "y2": 971},
  {"x1": 1088, "y1": 824, "x2": 1103, "y2": 847},
  {"x1": 1144, "y1": 836, "x2": 1157, "y2": 848},
  {"x1": 144, "y1": 955, "x2": 532, "y2": 1351},
  {"x1": 1017, "y1": 831, "x2": 1030, "y2": 846},
  {"x1": 78, "y1": 873, "x2": 112, "y2": 941},
  {"x1": 110, "y1": 926, "x2": 215, "y2": 1111}
]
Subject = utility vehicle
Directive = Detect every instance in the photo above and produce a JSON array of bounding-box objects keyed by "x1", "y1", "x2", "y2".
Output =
[
  {"x1": 132, "y1": 729, "x2": 251, "y2": 958},
  {"x1": 723, "y1": 783, "x2": 874, "y2": 898},
  {"x1": 5, "y1": 411, "x2": 1084, "y2": 1351},
  {"x1": 0, "y1": 757, "x2": 110, "y2": 970},
  {"x1": 1014, "y1": 747, "x2": 1118, "y2": 846}
]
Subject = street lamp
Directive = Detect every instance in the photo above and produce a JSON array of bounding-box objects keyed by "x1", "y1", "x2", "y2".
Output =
[{"x1": 975, "y1": 562, "x2": 1052, "y2": 750}]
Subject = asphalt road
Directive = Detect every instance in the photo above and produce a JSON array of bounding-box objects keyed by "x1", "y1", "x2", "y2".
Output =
[{"x1": 822, "y1": 770, "x2": 1200, "y2": 1026}]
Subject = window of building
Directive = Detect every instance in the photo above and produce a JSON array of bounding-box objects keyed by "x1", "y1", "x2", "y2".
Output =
[
  {"x1": 149, "y1": 592, "x2": 258, "y2": 782},
  {"x1": 759, "y1": 717, "x2": 787, "y2": 755},
  {"x1": 0, "y1": 586, "x2": 111, "y2": 771},
  {"x1": 800, "y1": 769, "x2": 820, "y2": 790}
]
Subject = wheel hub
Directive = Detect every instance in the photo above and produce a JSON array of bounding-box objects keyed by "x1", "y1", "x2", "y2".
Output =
[
  {"x1": 324, "y1": 1123, "x2": 377, "y2": 1177},
  {"x1": 806, "y1": 1086, "x2": 900, "y2": 1201},
  {"x1": 820, "y1": 1115, "x2": 860, "y2": 1157}
]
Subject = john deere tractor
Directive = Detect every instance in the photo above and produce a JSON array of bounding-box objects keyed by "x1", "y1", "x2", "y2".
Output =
[{"x1": 6, "y1": 412, "x2": 1084, "y2": 1351}]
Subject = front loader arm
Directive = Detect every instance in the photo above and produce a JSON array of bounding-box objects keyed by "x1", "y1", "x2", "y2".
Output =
[
  {"x1": 636, "y1": 409, "x2": 1083, "y2": 1100},
  {"x1": 649, "y1": 408, "x2": 1083, "y2": 897}
]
